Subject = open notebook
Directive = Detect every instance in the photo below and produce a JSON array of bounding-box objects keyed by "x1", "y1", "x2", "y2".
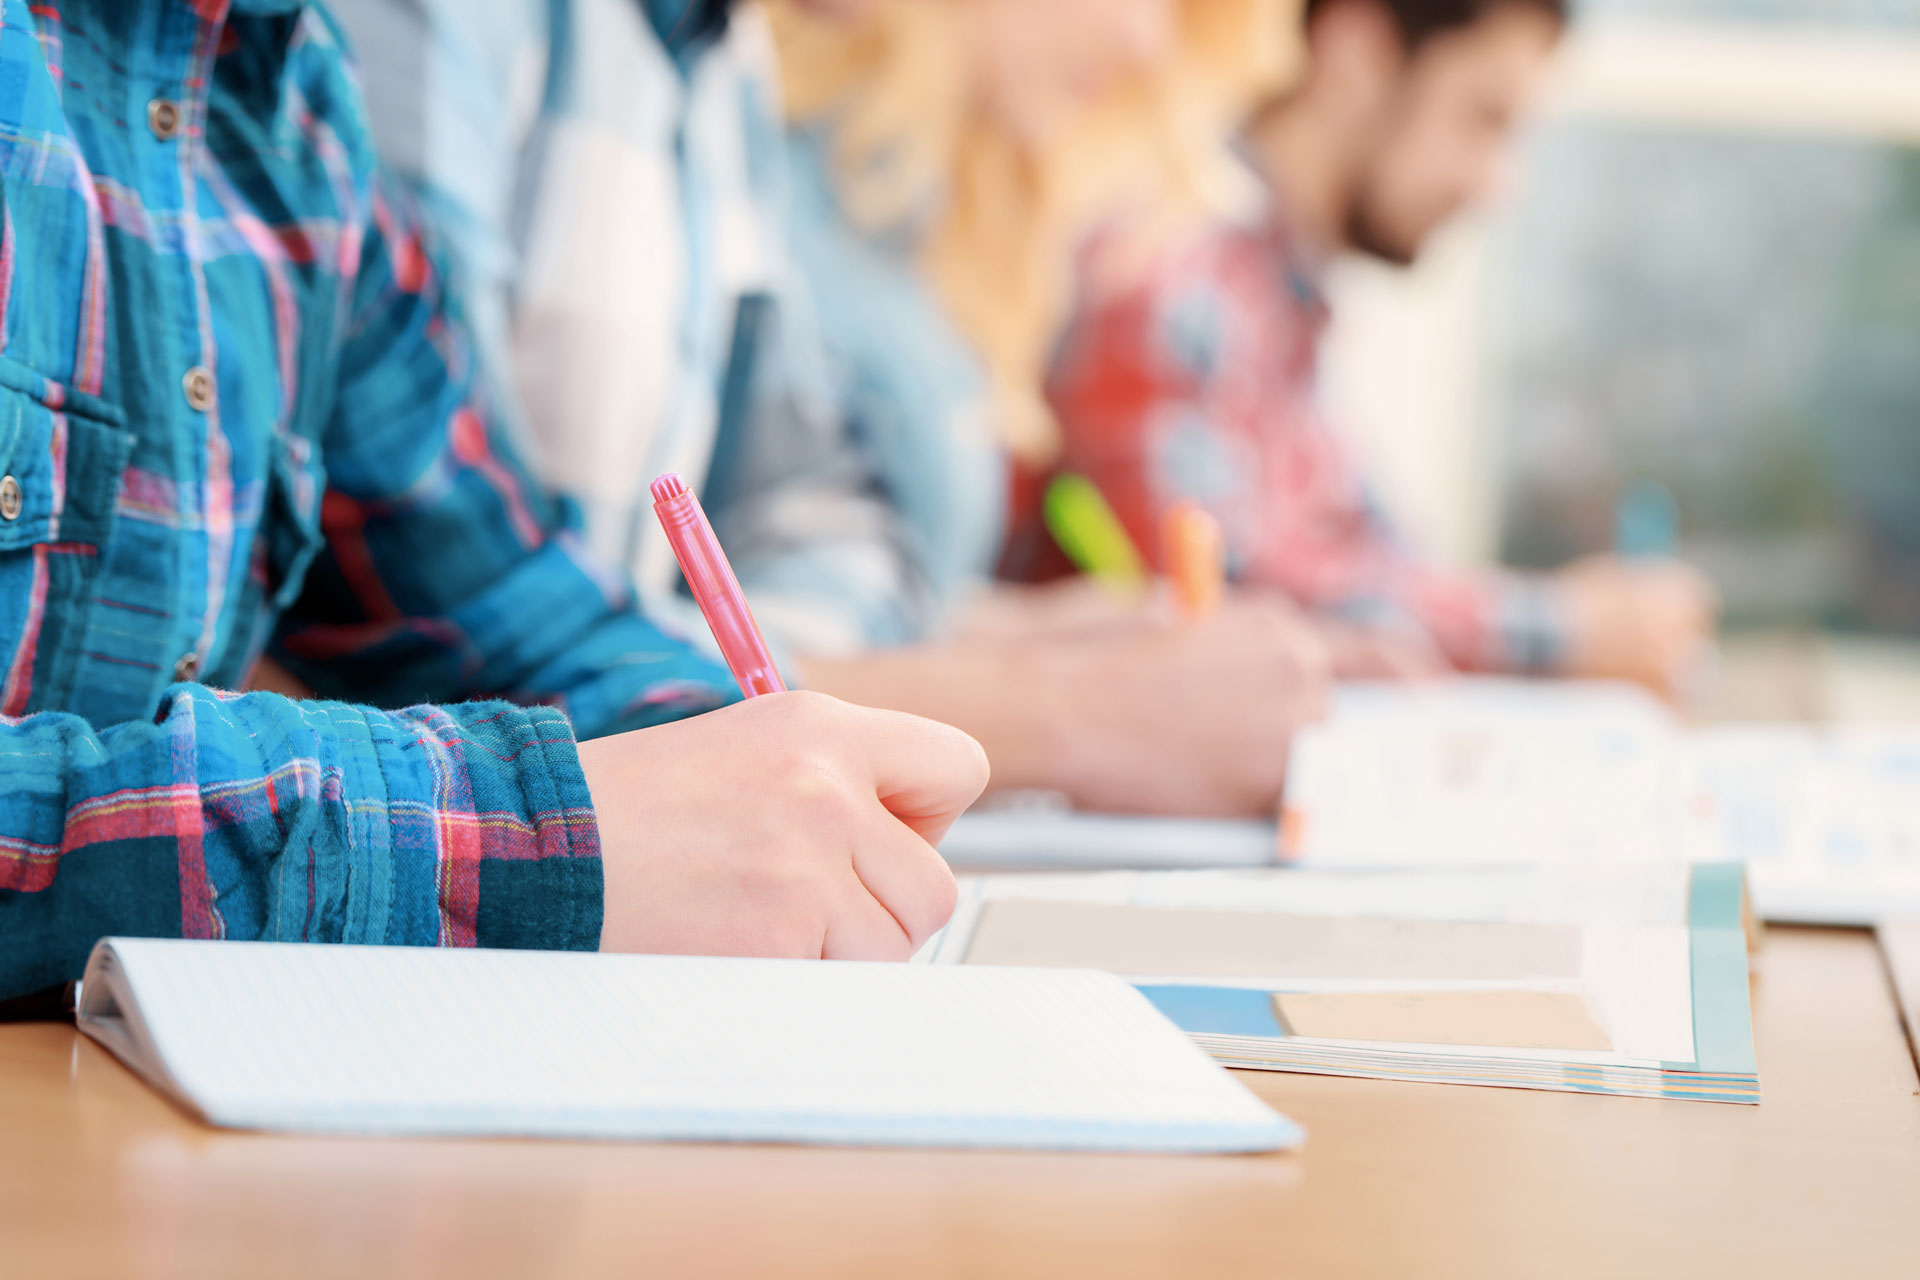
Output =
[
  {"x1": 1284, "y1": 681, "x2": 1920, "y2": 925},
  {"x1": 75, "y1": 939, "x2": 1299, "y2": 1154},
  {"x1": 920, "y1": 863, "x2": 1758, "y2": 1104}
]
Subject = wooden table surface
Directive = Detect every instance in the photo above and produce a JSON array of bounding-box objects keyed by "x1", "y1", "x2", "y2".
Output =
[
  {"x1": 1882, "y1": 923, "x2": 1920, "y2": 1071},
  {"x1": 3, "y1": 928, "x2": 1917, "y2": 1280}
]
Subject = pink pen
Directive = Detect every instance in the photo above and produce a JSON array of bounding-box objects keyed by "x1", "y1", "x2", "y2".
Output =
[{"x1": 650, "y1": 473, "x2": 787, "y2": 698}]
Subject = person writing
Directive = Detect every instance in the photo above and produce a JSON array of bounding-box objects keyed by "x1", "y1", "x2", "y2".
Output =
[
  {"x1": 0, "y1": 0, "x2": 984, "y2": 1006},
  {"x1": 333, "y1": 0, "x2": 1328, "y2": 819},
  {"x1": 1042, "y1": 0, "x2": 1716, "y2": 696}
]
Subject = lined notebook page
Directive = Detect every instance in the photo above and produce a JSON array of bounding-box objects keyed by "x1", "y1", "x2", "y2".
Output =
[{"x1": 79, "y1": 940, "x2": 1298, "y2": 1154}]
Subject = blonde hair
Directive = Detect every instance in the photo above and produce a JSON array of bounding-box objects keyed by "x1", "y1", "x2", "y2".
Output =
[{"x1": 766, "y1": 0, "x2": 1304, "y2": 463}]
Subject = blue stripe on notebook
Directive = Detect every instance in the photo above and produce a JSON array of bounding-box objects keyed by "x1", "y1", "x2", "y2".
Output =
[{"x1": 1137, "y1": 985, "x2": 1285, "y2": 1038}]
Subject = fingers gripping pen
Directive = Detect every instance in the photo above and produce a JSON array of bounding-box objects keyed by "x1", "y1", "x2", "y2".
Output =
[{"x1": 650, "y1": 473, "x2": 787, "y2": 699}]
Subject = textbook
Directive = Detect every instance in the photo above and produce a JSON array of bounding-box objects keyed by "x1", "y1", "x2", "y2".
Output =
[
  {"x1": 1284, "y1": 681, "x2": 1920, "y2": 925},
  {"x1": 75, "y1": 938, "x2": 1300, "y2": 1154},
  {"x1": 920, "y1": 863, "x2": 1759, "y2": 1104}
]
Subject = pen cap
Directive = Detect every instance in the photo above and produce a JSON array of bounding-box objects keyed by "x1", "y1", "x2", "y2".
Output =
[
  {"x1": 1615, "y1": 480, "x2": 1680, "y2": 561},
  {"x1": 1164, "y1": 502, "x2": 1226, "y2": 621},
  {"x1": 650, "y1": 474, "x2": 785, "y2": 698}
]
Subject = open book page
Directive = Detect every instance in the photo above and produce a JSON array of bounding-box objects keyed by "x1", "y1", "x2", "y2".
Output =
[
  {"x1": 1285, "y1": 683, "x2": 1920, "y2": 924},
  {"x1": 1685, "y1": 727, "x2": 1920, "y2": 920},
  {"x1": 920, "y1": 866, "x2": 1757, "y2": 1102},
  {"x1": 1283, "y1": 711, "x2": 1690, "y2": 866},
  {"x1": 927, "y1": 866, "x2": 1697, "y2": 1064}
]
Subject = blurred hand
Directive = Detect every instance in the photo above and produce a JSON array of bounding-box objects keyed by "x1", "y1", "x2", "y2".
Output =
[
  {"x1": 1555, "y1": 555, "x2": 1718, "y2": 700},
  {"x1": 1314, "y1": 618, "x2": 1451, "y2": 682},
  {"x1": 583, "y1": 691, "x2": 988, "y2": 960},
  {"x1": 1052, "y1": 596, "x2": 1331, "y2": 818}
]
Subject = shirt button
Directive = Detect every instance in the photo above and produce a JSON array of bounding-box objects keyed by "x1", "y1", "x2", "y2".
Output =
[
  {"x1": 147, "y1": 98, "x2": 184, "y2": 141},
  {"x1": 172, "y1": 652, "x2": 201, "y2": 682},
  {"x1": 182, "y1": 366, "x2": 216, "y2": 412},
  {"x1": 0, "y1": 475, "x2": 21, "y2": 521}
]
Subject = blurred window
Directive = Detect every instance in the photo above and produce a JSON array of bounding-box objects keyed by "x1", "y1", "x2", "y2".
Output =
[{"x1": 1489, "y1": 9, "x2": 1920, "y2": 633}]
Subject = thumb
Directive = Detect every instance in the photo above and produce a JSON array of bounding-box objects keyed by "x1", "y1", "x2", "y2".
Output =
[{"x1": 845, "y1": 704, "x2": 991, "y2": 848}]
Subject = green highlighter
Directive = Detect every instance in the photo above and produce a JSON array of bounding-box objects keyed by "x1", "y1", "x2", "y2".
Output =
[{"x1": 1043, "y1": 473, "x2": 1149, "y2": 589}]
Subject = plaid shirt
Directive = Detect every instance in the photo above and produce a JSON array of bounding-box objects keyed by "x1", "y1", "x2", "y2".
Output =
[
  {"x1": 0, "y1": 0, "x2": 734, "y2": 1001},
  {"x1": 330, "y1": 0, "x2": 943, "y2": 660},
  {"x1": 1044, "y1": 217, "x2": 1567, "y2": 673}
]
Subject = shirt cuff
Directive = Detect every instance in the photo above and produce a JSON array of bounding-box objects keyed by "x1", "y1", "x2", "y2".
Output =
[
  {"x1": 464, "y1": 703, "x2": 604, "y2": 952},
  {"x1": 329, "y1": 700, "x2": 605, "y2": 953},
  {"x1": 1486, "y1": 575, "x2": 1574, "y2": 674}
]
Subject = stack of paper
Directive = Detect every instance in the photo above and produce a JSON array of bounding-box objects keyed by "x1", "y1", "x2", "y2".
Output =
[
  {"x1": 920, "y1": 863, "x2": 1758, "y2": 1104},
  {"x1": 77, "y1": 939, "x2": 1301, "y2": 1153},
  {"x1": 1283, "y1": 680, "x2": 1920, "y2": 924},
  {"x1": 1680, "y1": 726, "x2": 1920, "y2": 922}
]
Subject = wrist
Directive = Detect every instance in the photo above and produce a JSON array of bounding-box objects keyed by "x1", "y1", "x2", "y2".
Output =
[
  {"x1": 997, "y1": 637, "x2": 1133, "y2": 805},
  {"x1": 1496, "y1": 575, "x2": 1577, "y2": 675},
  {"x1": 967, "y1": 639, "x2": 1084, "y2": 794},
  {"x1": 578, "y1": 731, "x2": 654, "y2": 954}
]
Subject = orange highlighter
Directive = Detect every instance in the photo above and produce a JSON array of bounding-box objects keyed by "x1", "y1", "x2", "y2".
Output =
[
  {"x1": 651, "y1": 473, "x2": 787, "y2": 698},
  {"x1": 1163, "y1": 503, "x2": 1226, "y2": 622}
]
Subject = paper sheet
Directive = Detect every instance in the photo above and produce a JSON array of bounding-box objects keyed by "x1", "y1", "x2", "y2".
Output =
[
  {"x1": 1269, "y1": 990, "x2": 1613, "y2": 1051},
  {"x1": 961, "y1": 899, "x2": 1583, "y2": 981},
  {"x1": 1285, "y1": 691, "x2": 1920, "y2": 925}
]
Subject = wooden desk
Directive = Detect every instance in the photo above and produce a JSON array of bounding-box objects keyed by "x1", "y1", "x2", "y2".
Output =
[
  {"x1": 1882, "y1": 924, "x2": 1920, "y2": 1070},
  {"x1": 3, "y1": 929, "x2": 1916, "y2": 1280}
]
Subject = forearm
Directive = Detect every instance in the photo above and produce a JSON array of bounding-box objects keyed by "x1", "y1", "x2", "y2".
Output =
[
  {"x1": 950, "y1": 581, "x2": 1157, "y2": 646},
  {"x1": 798, "y1": 644, "x2": 1079, "y2": 798},
  {"x1": 0, "y1": 688, "x2": 604, "y2": 1000},
  {"x1": 803, "y1": 599, "x2": 1328, "y2": 820}
]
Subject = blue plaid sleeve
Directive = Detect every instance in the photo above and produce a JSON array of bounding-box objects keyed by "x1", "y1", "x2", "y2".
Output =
[
  {"x1": 270, "y1": 175, "x2": 738, "y2": 735},
  {"x1": 0, "y1": 2, "x2": 729, "y2": 1004},
  {"x1": 328, "y1": 0, "x2": 946, "y2": 660},
  {"x1": 0, "y1": 689, "x2": 599, "y2": 1001}
]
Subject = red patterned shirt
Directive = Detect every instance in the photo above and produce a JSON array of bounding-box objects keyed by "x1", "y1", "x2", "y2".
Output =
[{"x1": 1043, "y1": 217, "x2": 1566, "y2": 672}]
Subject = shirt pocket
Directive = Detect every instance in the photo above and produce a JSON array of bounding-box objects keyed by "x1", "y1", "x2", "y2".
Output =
[{"x1": 0, "y1": 354, "x2": 134, "y2": 713}]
